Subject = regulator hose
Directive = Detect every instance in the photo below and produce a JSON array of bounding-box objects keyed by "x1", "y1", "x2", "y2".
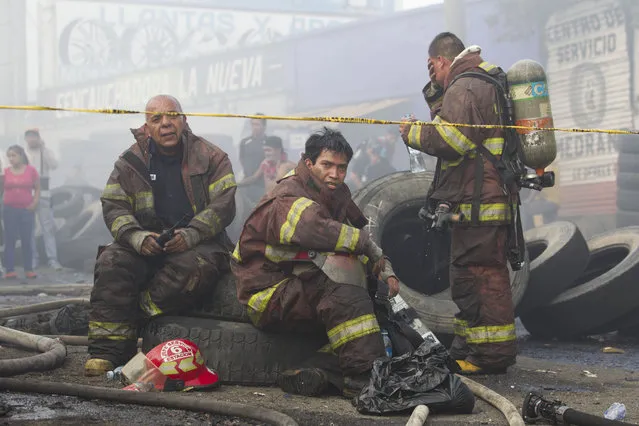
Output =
[
  {"x1": 0, "y1": 378, "x2": 299, "y2": 426},
  {"x1": 458, "y1": 375, "x2": 525, "y2": 426},
  {"x1": 563, "y1": 408, "x2": 631, "y2": 425},
  {"x1": 0, "y1": 326, "x2": 67, "y2": 376},
  {"x1": 0, "y1": 298, "x2": 89, "y2": 318}
]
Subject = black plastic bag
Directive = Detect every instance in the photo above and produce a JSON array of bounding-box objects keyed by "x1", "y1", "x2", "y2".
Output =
[{"x1": 354, "y1": 340, "x2": 475, "y2": 415}]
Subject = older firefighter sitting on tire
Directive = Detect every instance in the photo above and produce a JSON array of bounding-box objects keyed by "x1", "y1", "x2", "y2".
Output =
[
  {"x1": 231, "y1": 127, "x2": 399, "y2": 397},
  {"x1": 85, "y1": 95, "x2": 237, "y2": 376},
  {"x1": 399, "y1": 32, "x2": 518, "y2": 374}
]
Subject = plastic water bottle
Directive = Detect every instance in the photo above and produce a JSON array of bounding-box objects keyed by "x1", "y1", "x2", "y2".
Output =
[
  {"x1": 604, "y1": 402, "x2": 626, "y2": 420},
  {"x1": 106, "y1": 366, "x2": 124, "y2": 382},
  {"x1": 381, "y1": 329, "x2": 393, "y2": 358}
]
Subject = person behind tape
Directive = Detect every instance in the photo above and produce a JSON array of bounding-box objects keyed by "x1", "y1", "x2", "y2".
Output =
[
  {"x1": 231, "y1": 127, "x2": 399, "y2": 397},
  {"x1": 399, "y1": 32, "x2": 518, "y2": 374},
  {"x1": 85, "y1": 94, "x2": 237, "y2": 375}
]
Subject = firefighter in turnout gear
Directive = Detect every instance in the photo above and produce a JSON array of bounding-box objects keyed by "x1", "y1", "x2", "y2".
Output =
[
  {"x1": 85, "y1": 95, "x2": 237, "y2": 375},
  {"x1": 399, "y1": 33, "x2": 517, "y2": 374},
  {"x1": 231, "y1": 127, "x2": 399, "y2": 397}
]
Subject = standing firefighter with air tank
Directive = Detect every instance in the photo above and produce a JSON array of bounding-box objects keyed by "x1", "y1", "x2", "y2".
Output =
[{"x1": 399, "y1": 32, "x2": 556, "y2": 374}]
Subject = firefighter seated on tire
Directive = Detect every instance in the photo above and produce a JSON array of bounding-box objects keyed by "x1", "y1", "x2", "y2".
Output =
[
  {"x1": 399, "y1": 33, "x2": 518, "y2": 374},
  {"x1": 85, "y1": 95, "x2": 237, "y2": 376},
  {"x1": 231, "y1": 127, "x2": 399, "y2": 397}
]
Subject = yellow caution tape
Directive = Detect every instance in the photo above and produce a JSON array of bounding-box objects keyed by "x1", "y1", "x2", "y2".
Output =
[{"x1": 0, "y1": 104, "x2": 638, "y2": 135}]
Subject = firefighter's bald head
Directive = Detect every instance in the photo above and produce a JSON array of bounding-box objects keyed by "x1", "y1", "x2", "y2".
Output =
[{"x1": 144, "y1": 95, "x2": 186, "y2": 154}]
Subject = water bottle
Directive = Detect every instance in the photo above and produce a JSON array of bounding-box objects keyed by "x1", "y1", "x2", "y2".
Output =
[
  {"x1": 106, "y1": 366, "x2": 124, "y2": 382},
  {"x1": 381, "y1": 329, "x2": 393, "y2": 358},
  {"x1": 604, "y1": 402, "x2": 626, "y2": 420}
]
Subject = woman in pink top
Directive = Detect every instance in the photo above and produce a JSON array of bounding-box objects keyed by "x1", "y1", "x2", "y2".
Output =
[{"x1": 2, "y1": 145, "x2": 40, "y2": 279}]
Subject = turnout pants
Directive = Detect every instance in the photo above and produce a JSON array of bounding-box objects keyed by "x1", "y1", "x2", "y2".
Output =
[
  {"x1": 88, "y1": 241, "x2": 229, "y2": 365},
  {"x1": 449, "y1": 225, "x2": 517, "y2": 370},
  {"x1": 248, "y1": 273, "x2": 386, "y2": 376}
]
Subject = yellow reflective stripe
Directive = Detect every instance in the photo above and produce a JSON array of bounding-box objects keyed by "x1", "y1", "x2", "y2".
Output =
[
  {"x1": 458, "y1": 203, "x2": 510, "y2": 222},
  {"x1": 479, "y1": 61, "x2": 496, "y2": 72},
  {"x1": 318, "y1": 343, "x2": 336, "y2": 355},
  {"x1": 264, "y1": 244, "x2": 300, "y2": 263},
  {"x1": 282, "y1": 169, "x2": 296, "y2": 179},
  {"x1": 140, "y1": 290, "x2": 163, "y2": 317},
  {"x1": 335, "y1": 224, "x2": 360, "y2": 252},
  {"x1": 358, "y1": 254, "x2": 369, "y2": 265},
  {"x1": 209, "y1": 173, "x2": 237, "y2": 198},
  {"x1": 483, "y1": 137, "x2": 504, "y2": 156},
  {"x1": 232, "y1": 243, "x2": 242, "y2": 262},
  {"x1": 407, "y1": 125, "x2": 422, "y2": 150},
  {"x1": 433, "y1": 116, "x2": 476, "y2": 155},
  {"x1": 102, "y1": 184, "x2": 131, "y2": 204},
  {"x1": 441, "y1": 156, "x2": 465, "y2": 170},
  {"x1": 158, "y1": 362, "x2": 179, "y2": 375},
  {"x1": 440, "y1": 138, "x2": 503, "y2": 171},
  {"x1": 110, "y1": 214, "x2": 136, "y2": 238},
  {"x1": 279, "y1": 197, "x2": 315, "y2": 244},
  {"x1": 134, "y1": 191, "x2": 153, "y2": 211},
  {"x1": 177, "y1": 356, "x2": 198, "y2": 372},
  {"x1": 466, "y1": 323, "x2": 516, "y2": 344},
  {"x1": 193, "y1": 209, "x2": 222, "y2": 233},
  {"x1": 327, "y1": 314, "x2": 380, "y2": 350},
  {"x1": 453, "y1": 318, "x2": 468, "y2": 337},
  {"x1": 246, "y1": 280, "x2": 286, "y2": 325},
  {"x1": 88, "y1": 321, "x2": 136, "y2": 341}
]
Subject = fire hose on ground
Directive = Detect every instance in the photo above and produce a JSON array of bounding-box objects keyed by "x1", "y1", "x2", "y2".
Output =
[
  {"x1": 0, "y1": 300, "x2": 525, "y2": 426},
  {"x1": 0, "y1": 378, "x2": 299, "y2": 426},
  {"x1": 0, "y1": 323, "x2": 298, "y2": 425},
  {"x1": 0, "y1": 301, "x2": 624, "y2": 426},
  {"x1": 0, "y1": 298, "x2": 89, "y2": 318}
]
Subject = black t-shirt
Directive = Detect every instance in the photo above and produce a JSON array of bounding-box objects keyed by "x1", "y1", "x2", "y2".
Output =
[
  {"x1": 239, "y1": 134, "x2": 266, "y2": 176},
  {"x1": 149, "y1": 147, "x2": 193, "y2": 228}
]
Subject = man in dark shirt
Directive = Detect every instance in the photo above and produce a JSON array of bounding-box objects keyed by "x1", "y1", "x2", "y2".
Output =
[
  {"x1": 86, "y1": 95, "x2": 236, "y2": 376},
  {"x1": 149, "y1": 142, "x2": 193, "y2": 227},
  {"x1": 360, "y1": 140, "x2": 396, "y2": 185},
  {"x1": 238, "y1": 114, "x2": 268, "y2": 202}
]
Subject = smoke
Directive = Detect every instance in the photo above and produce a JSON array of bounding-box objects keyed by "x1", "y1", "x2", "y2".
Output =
[{"x1": 0, "y1": 0, "x2": 635, "y2": 227}]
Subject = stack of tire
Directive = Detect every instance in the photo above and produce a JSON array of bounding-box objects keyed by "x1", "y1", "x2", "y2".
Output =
[
  {"x1": 142, "y1": 171, "x2": 531, "y2": 385},
  {"x1": 616, "y1": 133, "x2": 639, "y2": 227},
  {"x1": 49, "y1": 185, "x2": 111, "y2": 271},
  {"x1": 140, "y1": 171, "x2": 639, "y2": 386}
]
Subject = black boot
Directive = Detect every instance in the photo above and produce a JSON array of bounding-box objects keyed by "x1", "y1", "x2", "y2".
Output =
[
  {"x1": 277, "y1": 368, "x2": 329, "y2": 396},
  {"x1": 342, "y1": 372, "x2": 370, "y2": 398}
]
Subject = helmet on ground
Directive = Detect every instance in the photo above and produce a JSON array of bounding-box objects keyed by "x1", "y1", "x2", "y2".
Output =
[{"x1": 144, "y1": 338, "x2": 219, "y2": 391}]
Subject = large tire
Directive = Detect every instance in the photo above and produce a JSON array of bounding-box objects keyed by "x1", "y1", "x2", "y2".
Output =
[
  {"x1": 617, "y1": 189, "x2": 639, "y2": 212},
  {"x1": 354, "y1": 171, "x2": 530, "y2": 337},
  {"x1": 516, "y1": 221, "x2": 590, "y2": 317},
  {"x1": 618, "y1": 153, "x2": 639, "y2": 174},
  {"x1": 51, "y1": 187, "x2": 85, "y2": 219},
  {"x1": 616, "y1": 172, "x2": 639, "y2": 191},
  {"x1": 56, "y1": 201, "x2": 109, "y2": 243},
  {"x1": 521, "y1": 227, "x2": 639, "y2": 338},
  {"x1": 618, "y1": 133, "x2": 639, "y2": 155},
  {"x1": 141, "y1": 316, "x2": 327, "y2": 386},
  {"x1": 192, "y1": 273, "x2": 250, "y2": 323},
  {"x1": 617, "y1": 209, "x2": 639, "y2": 228}
]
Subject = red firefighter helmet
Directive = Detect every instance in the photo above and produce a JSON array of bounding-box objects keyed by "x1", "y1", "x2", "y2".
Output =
[{"x1": 145, "y1": 338, "x2": 219, "y2": 391}]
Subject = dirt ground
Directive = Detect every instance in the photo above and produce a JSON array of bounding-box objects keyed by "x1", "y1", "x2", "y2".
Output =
[{"x1": 0, "y1": 271, "x2": 637, "y2": 425}]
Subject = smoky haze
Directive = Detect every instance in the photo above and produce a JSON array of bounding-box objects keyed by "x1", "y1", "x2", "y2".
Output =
[{"x1": 0, "y1": 0, "x2": 636, "y2": 270}]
